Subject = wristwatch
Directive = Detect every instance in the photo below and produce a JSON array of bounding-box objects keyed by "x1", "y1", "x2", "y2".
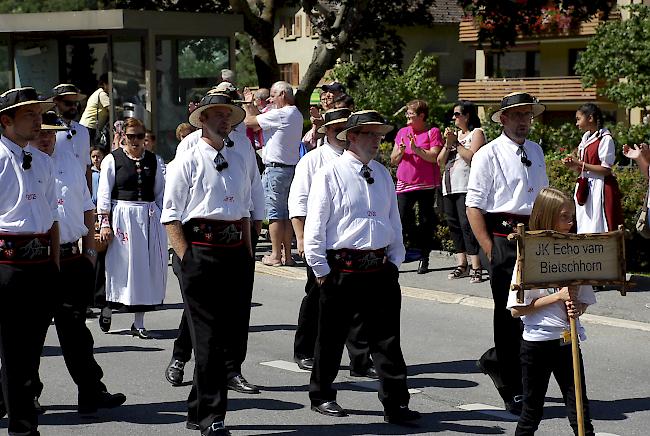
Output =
[{"x1": 85, "y1": 248, "x2": 98, "y2": 257}]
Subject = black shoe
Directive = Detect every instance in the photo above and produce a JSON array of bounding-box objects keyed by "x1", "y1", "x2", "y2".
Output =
[
  {"x1": 384, "y1": 406, "x2": 421, "y2": 425},
  {"x1": 85, "y1": 307, "x2": 98, "y2": 318},
  {"x1": 311, "y1": 400, "x2": 347, "y2": 417},
  {"x1": 202, "y1": 420, "x2": 231, "y2": 435},
  {"x1": 165, "y1": 358, "x2": 185, "y2": 386},
  {"x1": 0, "y1": 401, "x2": 5, "y2": 419},
  {"x1": 33, "y1": 397, "x2": 45, "y2": 415},
  {"x1": 294, "y1": 356, "x2": 314, "y2": 371},
  {"x1": 417, "y1": 258, "x2": 429, "y2": 274},
  {"x1": 350, "y1": 366, "x2": 378, "y2": 379},
  {"x1": 505, "y1": 395, "x2": 524, "y2": 416},
  {"x1": 476, "y1": 353, "x2": 504, "y2": 392},
  {"x1": 78, "y1": 390, "x2": 126, "y2": 415},
  {"x1": 130, "y1": 324, "x2": 151, "y2": 339},
  {"x1": 227, "y1": 375, "x2": 260, "y2": 394},
  {"x1": 186, "y1": 419, "x2": 200, "y2": 430},
  {"x1": 99, "y1": 312, "x2": 111, "y2": 333}
]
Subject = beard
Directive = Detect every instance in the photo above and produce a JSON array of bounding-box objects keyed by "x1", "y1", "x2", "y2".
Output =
[{"x1": 61, "y1": 108, "x2": 78, "y2": 120}]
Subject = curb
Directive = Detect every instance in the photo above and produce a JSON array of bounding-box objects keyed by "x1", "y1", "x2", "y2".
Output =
[{"x1": 255, "y1": 262, "x2": 650, "y2": 333}]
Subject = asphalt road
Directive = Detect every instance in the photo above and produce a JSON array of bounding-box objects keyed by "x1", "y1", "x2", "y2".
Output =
[{"x1": 4, "y1": 256, "x2": 649, "y2": 435}]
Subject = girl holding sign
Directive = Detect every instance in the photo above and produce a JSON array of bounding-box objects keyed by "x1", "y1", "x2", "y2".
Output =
[{"x1": 507, "y1": 188, "x2": 596, "y2": 436}]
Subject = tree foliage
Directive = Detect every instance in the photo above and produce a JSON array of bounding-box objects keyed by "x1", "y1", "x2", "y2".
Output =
[
  {"x1": 457, "y1": 0, "x2": 615, "y2": 50},
  {"x1": 330, "y1": 51, "x2": 445, "y2": 127},
  {"x1": 575, "y1": 4, "x2": 650, "y2": 110},
  {"x1": 0, "y1": 0, "x2": 111, "y2": 12}
]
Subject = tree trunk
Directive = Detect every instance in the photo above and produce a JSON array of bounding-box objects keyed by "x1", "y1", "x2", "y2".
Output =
[
  {"x1": 250, "y1": 36, "x2": 281, "y2": 88},
  {"x1": 295, "y1": 42, "x2": 342, "y2": 114}
]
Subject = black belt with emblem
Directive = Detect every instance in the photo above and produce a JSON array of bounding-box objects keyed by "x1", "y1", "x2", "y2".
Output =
[
  {"x1": 485, "y1": 212, "x2": 530, "y2": 238},
  {"x1": 326, "y1": 247, "x2": 386, "y2": 273},
  {"x1": 0, "y1": 232, "x2": 51, "y2": 264},
  {"x1": 60, "y1": 241, "x2": 82, "y2": 260},
  {"x1": 183, "y1": 218, "x2": 244, "y2": 248}
]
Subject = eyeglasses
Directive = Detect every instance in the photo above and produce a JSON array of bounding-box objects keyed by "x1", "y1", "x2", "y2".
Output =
[
  {"x1": 452, "y1": 112, "x2": 463, "y2": 117},
  {"x1": 22, "y1": 150, "x2": 32, "y2": 170},
  {"x1": 357, "y1": 131, "x2": 384, "y2": 140},
  {"x1": 519, "y1": 145, "x2": 532, "y2": 167},
  {"x1": 125, "y1": 133, "x2": 146, "y2": 141},
  {"x1": 60, "y1": 100, "x2": 77, "y2": 108},
  {"x1": 66, "y1": 129, "x2": 77, "y2": 140},
  {"x1": 214, "y1": 152, "x2": 228, "y2": 172},
  {"x1": 361, "y1": 164, "x2": 374, "y2": 184}
]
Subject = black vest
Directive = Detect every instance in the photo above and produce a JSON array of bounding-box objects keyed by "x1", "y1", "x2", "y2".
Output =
[{"x1": 111, "y1": 148, "x2": 157, "y2": 202}]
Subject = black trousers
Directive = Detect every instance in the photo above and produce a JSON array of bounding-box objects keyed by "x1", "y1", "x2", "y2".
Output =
[
  {"x1": 397, "y1": 189, "x2": 436, "y2": 255},
  {"x1": 483, "y1": 236, "x2": 523, "y2": 401},
  {"x1": 0, "y1": 260, "x2": 57, "y2": 436},
  {"x1": 171, "y1": 225, "x2": 259, "y2": 371},
  {"x1": 33, "y1": 256, "x2": 106, "y2": 398},
  {"x1": 443, "y1": 193, "x2": 479, "y2": 256},
  {"x1": 309, "y1": 262, "x2": 409, "y2": 412},
  {"x1": 176, "y1": 244, "x2": 253, "y2": 430},
  {"x1": 294, "y1": 264, "x2": 372, "y2": 372},
  {"x1": 92, "y1": 250, "x2": 106, "y2": 308},
  {"x1": 516, "y1": 339, "x2": 594, "y2": 436}
]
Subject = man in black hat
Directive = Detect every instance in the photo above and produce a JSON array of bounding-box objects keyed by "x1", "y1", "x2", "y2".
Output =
[
  {"x1": 289, "y1": 108, "x2": 375, "y2": 378},
  {"x1": 29, "y1": 111, "x2": 126, "y2": 416},
  {"x1": 0, "y1": 87, "x2": 59, "y2": 436},
  {"x1": 52, "y1": 84, "x2": 92, "y2": 187},
  {"x1": 466, "y1": 92, "x2": 549, "y2": 415},
  {"x1": 304, "y1": 110, "x2": 420, "y2": 425},
  {"x1": 165, "y1": 85, "x2": 264, "y2": 396},
  {"x1": 162, "y1": 92, "x2": 254, "y2": 436}
]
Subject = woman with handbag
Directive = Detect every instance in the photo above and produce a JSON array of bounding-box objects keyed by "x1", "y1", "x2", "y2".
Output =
[
  {"x1": 562, "y1": 103, "x2": 623, "y2": 233},
  {"x1": 97, "y1": 117, "x2": 167, "y2": 338},
  {"x1": 390, "y1": 99, "x2": 443, "y2": 274}
]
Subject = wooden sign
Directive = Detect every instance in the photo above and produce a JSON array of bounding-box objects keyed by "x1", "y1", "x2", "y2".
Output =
[{"x1": 510, "y1": 224, "x2": 628, "y2": 302}]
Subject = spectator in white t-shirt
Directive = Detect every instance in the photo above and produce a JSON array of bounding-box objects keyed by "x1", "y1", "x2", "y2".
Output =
[{"x1": 244, "y1": 81, "x2": 304, "y2": 266}]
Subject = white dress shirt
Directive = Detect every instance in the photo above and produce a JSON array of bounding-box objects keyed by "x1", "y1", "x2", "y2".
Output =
[
  {"x1": 174, "y1": 125, "x2": 264, "y2": 220},
  {"x1": 96, "y1": 152, "x2": 166, "y2": 213},
  {"x1": 49, "y1": 147, "x2": 95, "y2": 244},
  {"x1": 288, "y1": 139, "x2": 344, "y2": 219},
  {"x1": 304, "y1": 151, "x2": 405, "y2": 277},
  {"x1": 55, "y1": 120, "x2": 91, "y2": 175},
  {"x1": 161, "y1": 139, "x2": 251, "y2": 224},
  {"x1": 0, "y1": 136, "x2": 58, "y2": 233},
  {"x1": 257, "y1": 105, "x2": 303, "y2": 165},
  {"x1": 466, "y1": 132, "x2": 548, "y2": 215}
]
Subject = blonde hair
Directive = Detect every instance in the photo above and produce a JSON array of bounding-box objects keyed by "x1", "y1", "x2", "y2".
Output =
[
  {"x1": 123, "y1": 117, "x2": 145, "y2": 133},
  {"x1": 529, "y1": 187, "x2": 574, "y2": 231},
  {"x1": 175, "y1": 122, "x2": 195, "y2": 141}
]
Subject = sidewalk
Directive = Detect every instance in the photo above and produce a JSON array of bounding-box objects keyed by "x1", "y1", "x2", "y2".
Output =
[{"x1": 254, "y1": 243, "x2": 650, "y2": 330}]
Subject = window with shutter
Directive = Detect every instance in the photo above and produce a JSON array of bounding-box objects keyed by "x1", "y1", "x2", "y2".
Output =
[{"x1": 291, "y1": 63, "x2": 300, "y2": 86}]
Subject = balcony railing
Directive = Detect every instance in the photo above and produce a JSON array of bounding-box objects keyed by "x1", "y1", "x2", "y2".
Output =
[
  {"x1": 458, "y1": 76, "x2": 600, "y2": 104},
  {"x1": 459, "y1": 11, "x2": 619, "y2": 43}
]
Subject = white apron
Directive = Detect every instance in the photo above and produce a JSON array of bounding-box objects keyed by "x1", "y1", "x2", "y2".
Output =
[{"x1": 105, "y1": 200, "x2": 167, "y2": 306}]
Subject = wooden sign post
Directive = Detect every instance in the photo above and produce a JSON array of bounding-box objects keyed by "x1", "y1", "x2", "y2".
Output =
[{"x1": 509, "y1": 224, "x2": 628, "y2": 436}]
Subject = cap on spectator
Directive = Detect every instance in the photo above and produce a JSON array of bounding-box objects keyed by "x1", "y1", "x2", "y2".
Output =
[{"x1": 321, "y1": 81, "x2": 346, "y2": 94}]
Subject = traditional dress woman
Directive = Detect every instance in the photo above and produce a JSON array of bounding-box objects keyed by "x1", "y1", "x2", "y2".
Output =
[{"x1": 97, "y1": 117, "x2": 167, "y2": 338}]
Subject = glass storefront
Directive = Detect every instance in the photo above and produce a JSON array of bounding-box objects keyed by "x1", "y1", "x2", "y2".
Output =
[
  {"x1": 156, "y1": 36, "x2": 229, "y2": 160},
  {"x1": 112, "y1": 35, "x2": 147, "y2": 128}
]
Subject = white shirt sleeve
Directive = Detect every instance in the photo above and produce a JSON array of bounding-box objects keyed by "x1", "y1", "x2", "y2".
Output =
[
  {"x1": 161, "y1": 156, "x2": 191, "y2": 224},
  {"x1": 257, "y1": 109, "x2": 281, "y2": 131},
  {"x1": 247, "y1": 146, "x2": 265, "y2": 220},
  {"x1": 154, "y1": 156, "x2": 166, "y2": 210},
  {"x1": 304, "y1": 169, "x2": 332, "y2": 277},
  {"x1": 466, "y1": 147, "x2": 491, "y2": 210},
  {"x1": 288, "y1": 158, "x2": 311, "y2": 218},
  {"x1": 386, "y1": 180, "x2": 405, "y2": 267},
  {"x1": 598, "y1": 134, "x2": 616, "y2": 169},
  {"x1": 96, "y1": 154, "x2": 115, "y2": 213}
]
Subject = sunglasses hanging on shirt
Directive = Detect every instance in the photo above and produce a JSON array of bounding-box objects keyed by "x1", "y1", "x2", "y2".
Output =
[
  {"x1": 66, "y1": 129, "x2": 77, "y2": 140},
  {"x1": 22, "y1": 150, "x2": 32, "y2": 170},
  {"x1": 361, "y1": 164, "x2": 374, "y2": 184},
  {"x1": 518, "y1": 145, "x2": 532, "y2": 167},
  {"x1": 214, "y1": 152, "x2": 229, "y2": 172}
]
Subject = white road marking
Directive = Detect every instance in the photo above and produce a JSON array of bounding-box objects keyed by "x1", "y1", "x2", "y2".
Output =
[
  {"x1": 260, "y1": 360, "x2": 311, "y2": 373},
  {"x1": 408, "y1": 388, "x2": 422, "y2": 394},
  {"x1": 595, "y1": 433, "x2": 621, "y2": 436},
  {"x1": 457, "y1": 403, "x2": 518, "y2": 421}
]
